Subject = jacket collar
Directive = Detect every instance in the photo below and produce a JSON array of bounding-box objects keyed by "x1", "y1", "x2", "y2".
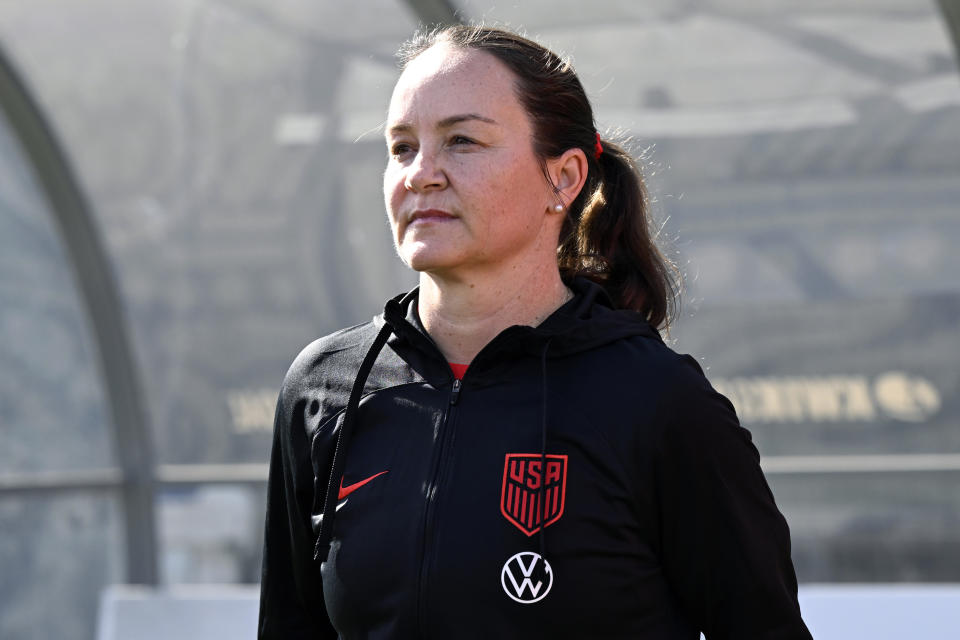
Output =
[{"x1": 378, "y1": 277, "x2": 662, "y2": 384}]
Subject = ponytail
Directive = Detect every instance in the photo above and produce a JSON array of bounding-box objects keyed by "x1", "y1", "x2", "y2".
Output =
[{"x1": 558, "y1": 136, "x2": 680, "y2": 331}]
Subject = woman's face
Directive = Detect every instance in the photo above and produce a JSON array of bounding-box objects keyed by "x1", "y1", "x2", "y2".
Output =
[{"x1": 383, "y1": 43, "x2": 559, "y2": 276}]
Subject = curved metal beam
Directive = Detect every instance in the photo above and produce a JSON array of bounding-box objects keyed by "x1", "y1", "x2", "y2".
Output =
[
  {"x1": 0, "y1": 45, "x2": 158, "y2": 584},
  {"x1": 937, "y1": 1, "x2": 960, "y2": 68}
]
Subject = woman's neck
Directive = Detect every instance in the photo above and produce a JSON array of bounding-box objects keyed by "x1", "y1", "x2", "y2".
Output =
[{"x1": 418, "y1": 266, "x2": 571, "y2": 364}]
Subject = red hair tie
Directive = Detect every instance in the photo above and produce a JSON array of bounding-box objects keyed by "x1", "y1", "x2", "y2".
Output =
[{"x1": 594, "y1": 132, "x2": 603, "y2": 160}]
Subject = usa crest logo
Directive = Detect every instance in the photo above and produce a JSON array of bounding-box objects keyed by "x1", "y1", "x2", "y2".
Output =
[{"x1": 500, "y1": 453, "x2": 568, "y2": 536}]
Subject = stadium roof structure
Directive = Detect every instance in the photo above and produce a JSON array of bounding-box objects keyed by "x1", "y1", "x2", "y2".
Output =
[{"x1": 0, "y1": 2, "x2": 958, "y2": 638}]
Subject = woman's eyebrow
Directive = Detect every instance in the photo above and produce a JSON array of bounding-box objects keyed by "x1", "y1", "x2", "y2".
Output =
[
  {"x1": 387, "y1": 113, "x2": 500, "y2": 136},
  {"x1": 436, "y1": 113, "x2": 499, "y2": 128}
]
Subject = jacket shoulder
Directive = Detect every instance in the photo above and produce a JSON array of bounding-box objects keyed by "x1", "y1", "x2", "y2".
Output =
[
  {"x1": 623, "y1": 337, "x2": 758, "y2": 474},
  {"x1": 647, "y1": 339, "x2": 714, "y2": 399},
  {"x1": 274, "y1": 321, "x2": 380, "y2": 433},
  {"x1": 595, "y1": 334, "x2": 746, "y2": 456},
  {"x1": 601, "y1": 332, "x2": 714, "y2": 398},
  {"x1": 283, "y1": 322, "x2": 378, "y2": 390}
]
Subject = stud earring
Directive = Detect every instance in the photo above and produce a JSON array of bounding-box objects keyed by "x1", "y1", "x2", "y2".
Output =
[{"x1": 554, "y1": 204, "x2": 564, "y2": 212}]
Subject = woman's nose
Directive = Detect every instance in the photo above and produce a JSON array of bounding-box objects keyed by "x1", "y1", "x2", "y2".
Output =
[{"x1": 404, "y1": 148, "x2": 448, "y2": 192}]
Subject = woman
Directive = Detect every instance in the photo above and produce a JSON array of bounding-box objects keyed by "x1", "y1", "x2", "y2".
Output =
[{"x1": 259, "y1": 25, "x2": 811, "y2": 639}]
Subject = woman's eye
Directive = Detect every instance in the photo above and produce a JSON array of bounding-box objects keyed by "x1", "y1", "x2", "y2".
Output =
[
  {"x1": 390, "y1": 143, "x2": 414, "y2": 157},
  {"x1": 449, "y1": 135, "x2": 475, "y2": 146}
]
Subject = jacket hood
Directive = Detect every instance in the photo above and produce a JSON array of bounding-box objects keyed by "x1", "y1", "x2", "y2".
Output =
[{"x1": 380, "y1": 276, "x2": 662, "y2": 365}]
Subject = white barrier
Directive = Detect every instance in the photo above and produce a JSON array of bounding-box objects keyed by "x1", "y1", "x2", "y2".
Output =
[
  {"x1": 798, "y1": 584, "x2": 960, "y2": 639},
  {"x1": 98, "y1": 583, "x2": 960, "y2": 639},
  {"x1": 97, "y1": 585, "x2": 260, "y2": 640}
]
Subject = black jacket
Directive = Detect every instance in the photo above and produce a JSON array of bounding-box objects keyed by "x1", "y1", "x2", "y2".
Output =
[{"x1": 258, "y1": 279, "x2": 811, "y2": 639}]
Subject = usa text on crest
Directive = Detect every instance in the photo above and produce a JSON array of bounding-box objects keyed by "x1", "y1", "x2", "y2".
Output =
[{"x1": 500, "y1": 453, "x2": 568, "y2": 536}]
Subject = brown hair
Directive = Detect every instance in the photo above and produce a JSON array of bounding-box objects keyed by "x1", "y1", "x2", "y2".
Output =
[{"x1": 398, "y1": 25, "x2": 680, "y2": 331}]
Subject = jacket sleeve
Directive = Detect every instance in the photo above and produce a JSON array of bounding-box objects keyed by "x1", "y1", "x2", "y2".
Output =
[
  {"x1": 654, "y1": 355, "x2": 812, "y2": 640},
  {"x1": 258, "y1": 384, "x2": 338, "y2": 639}
]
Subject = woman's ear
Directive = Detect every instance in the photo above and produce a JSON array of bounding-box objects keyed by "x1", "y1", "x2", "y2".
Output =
[{"x1": 546, "y1": 147, "x2": 589, "y2": 209}]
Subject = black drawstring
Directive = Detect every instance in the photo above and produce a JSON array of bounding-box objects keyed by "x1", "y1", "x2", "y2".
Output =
[
  {"x1": 314, "y1": 322, "x2": 393, "y2": 560},
  {"x1": 538, "y1": 338, "x2": 553, "y2": 561}
]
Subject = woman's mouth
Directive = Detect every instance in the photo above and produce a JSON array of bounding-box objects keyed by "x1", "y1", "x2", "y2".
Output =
[{"x1": 409, "y1": 209, "x2": 456, "y2": 225}]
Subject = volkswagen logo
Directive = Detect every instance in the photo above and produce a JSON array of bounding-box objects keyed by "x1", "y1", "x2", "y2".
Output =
[{"x1": 501, "y1": 551, "x2": 554, "y2": 604}]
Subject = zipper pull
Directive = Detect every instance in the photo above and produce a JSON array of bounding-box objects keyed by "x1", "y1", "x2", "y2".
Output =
[{"x1": 450, "y1": 378, "x2": 462, "y2": 405}]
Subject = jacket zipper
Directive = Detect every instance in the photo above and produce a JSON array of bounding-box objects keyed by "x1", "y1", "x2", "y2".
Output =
[{"x1": 416, "y1": 378, "x2": 461, "y2": 637}]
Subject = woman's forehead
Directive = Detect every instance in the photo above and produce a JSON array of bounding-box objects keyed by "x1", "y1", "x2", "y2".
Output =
[{"x1": 386, "y1": 44, "x2": 520, "y2": 128}]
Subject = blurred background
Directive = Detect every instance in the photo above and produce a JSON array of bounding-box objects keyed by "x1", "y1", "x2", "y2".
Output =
[{"x1": 0, "y1": 0, "x2": 958, "y2": 638}]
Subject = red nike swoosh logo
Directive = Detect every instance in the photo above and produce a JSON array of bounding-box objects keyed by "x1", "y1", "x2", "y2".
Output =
[{"x1": 338, "y1": 470, "x2": 388, "y2": 500}]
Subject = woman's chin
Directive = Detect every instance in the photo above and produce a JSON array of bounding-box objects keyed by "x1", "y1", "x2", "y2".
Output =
[
  {"x1": 405, "y1": 256, "x2": 457, "y2": 274},
  {"x1": 399, "y1": 245, "x2": 466, "y2": 274}
]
